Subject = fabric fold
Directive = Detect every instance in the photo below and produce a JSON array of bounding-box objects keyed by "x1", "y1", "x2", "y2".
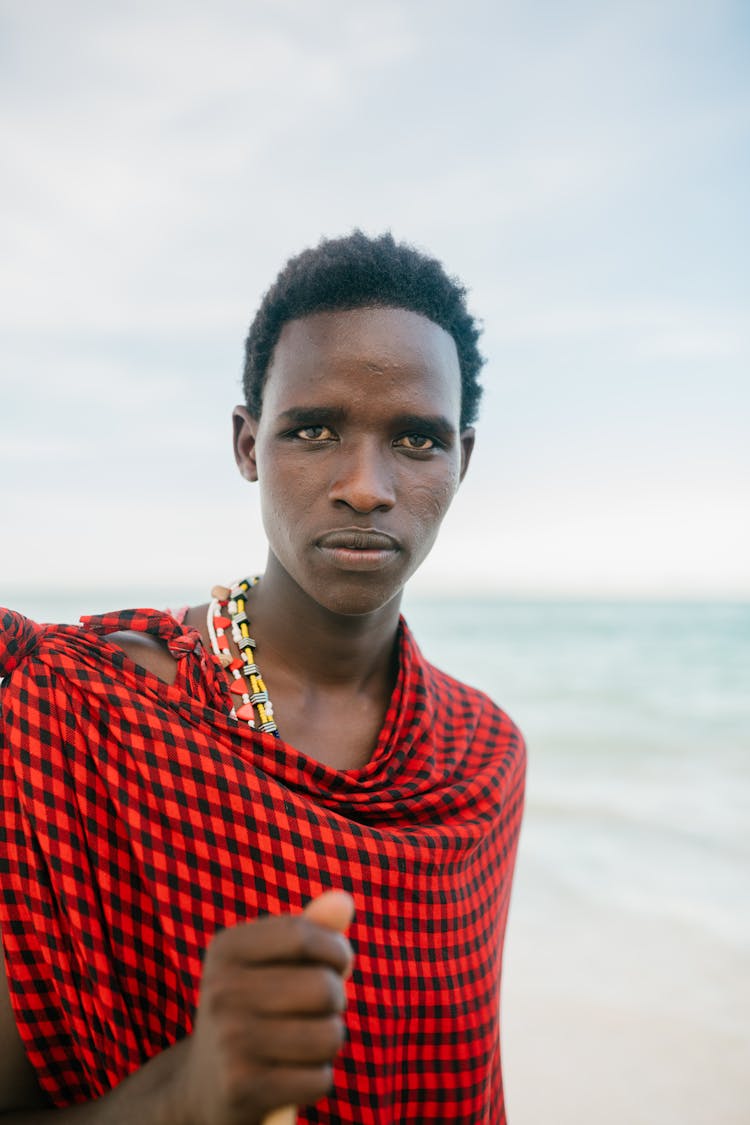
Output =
[{"x1": 0, "y1": 607, "x2": 44, "y2": 677}]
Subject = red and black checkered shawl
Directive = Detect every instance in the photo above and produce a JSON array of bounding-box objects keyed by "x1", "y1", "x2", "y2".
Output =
[{"x1": 0, "y1": 605, "x2": 525, "y2": 1123}]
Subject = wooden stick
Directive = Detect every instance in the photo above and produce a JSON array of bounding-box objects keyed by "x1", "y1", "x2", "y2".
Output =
[{"x1": 261, "y1": 1109, "x2": 296, "y2": 1125}]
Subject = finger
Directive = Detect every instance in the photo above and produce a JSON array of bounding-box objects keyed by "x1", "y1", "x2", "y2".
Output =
[
  {"x1": 207, "y1": 913, "x2": 352, "y2": 975},
  {"x1": 259, "y1": 894, "x2": 353, "y2": 1125},
  {"x1": 213, "y1": 964, "x2": 346, "y2": 1017},
  {"x1": 245, "y1": 1064, "x2": 334, "y2": 1117},
  {"x1": 249, "y1": 1014, "x2": 346, "y2": 1065}
]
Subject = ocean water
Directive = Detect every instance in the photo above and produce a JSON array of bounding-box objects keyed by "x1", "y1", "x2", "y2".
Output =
[{"x1": 3, "y1": 589, "x2": 748, "y2": 1120}]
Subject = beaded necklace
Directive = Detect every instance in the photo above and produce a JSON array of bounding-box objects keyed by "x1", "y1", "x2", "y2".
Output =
[{"x1": 206, "y1": 576, "x2": 279, "y2": 736}]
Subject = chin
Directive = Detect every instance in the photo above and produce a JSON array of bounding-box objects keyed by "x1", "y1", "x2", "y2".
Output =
[
  {"x1": 323, "y1": 589, "x2": 404, "y2": 619},
  {"x1": 310, "y1": 574, "x2": 408, "y2": 619}
]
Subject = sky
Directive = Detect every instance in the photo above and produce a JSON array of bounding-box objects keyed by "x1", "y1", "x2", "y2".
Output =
[{"x1": 1, "y1": 0, "x2": 748, "y2": 599}]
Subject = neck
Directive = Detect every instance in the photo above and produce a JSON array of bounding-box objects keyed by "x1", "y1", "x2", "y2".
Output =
[{"x1": 246, "y1": 552, "x2": 403, "y2": 690}]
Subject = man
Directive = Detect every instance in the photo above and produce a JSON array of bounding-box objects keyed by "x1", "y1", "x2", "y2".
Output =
[{"x1": 0, "y1": 232, "x2": 525, "y2": 1123}]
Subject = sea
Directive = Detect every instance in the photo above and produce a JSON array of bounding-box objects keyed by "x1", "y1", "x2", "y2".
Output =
[{"x1": 2, "y1": 590, "x2": 748, "y2": 1122}]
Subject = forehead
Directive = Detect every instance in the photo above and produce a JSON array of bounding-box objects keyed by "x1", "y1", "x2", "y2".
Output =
[{"x1": 264, "y1": 307, "x2": 462, "y2": 418}]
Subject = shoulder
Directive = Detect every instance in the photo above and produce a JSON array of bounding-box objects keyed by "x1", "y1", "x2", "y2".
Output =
[
  {"x1": 105, "y1": 631, "x2": 178, "y2": 685},
  {"x1": 422, "y1": 657, "x2": 525, "y2": 761},
  {"x1": 107, "y1": 604, "x2": 213, "y2": 684},
  {"x1": 0, "y1": 606, "x2": 197, "y2": 689},
  {"x1": 424, "y1": 657, "x2": 514, "y2": 721},
  {"x1": 400, "y1": 616, "x2": 523, "y2": 739}
]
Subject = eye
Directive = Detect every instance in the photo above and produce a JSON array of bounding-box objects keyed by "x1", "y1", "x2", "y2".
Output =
[
  {"x1": 394, "y1": 433, "x2": 436, "y2": 451},
  {"x1": 294, "y1": 424, "x2": 335, "y2": 441}
]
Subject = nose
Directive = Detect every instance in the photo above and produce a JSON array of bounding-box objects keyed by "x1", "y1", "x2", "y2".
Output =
[{"x1": 328, "y1": 439, "x2": 396, "y2": 513}]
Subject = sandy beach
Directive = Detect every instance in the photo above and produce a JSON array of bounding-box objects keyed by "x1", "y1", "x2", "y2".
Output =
[{"x1": 501, "y1": 802, "x2": 749, "y2": 1125}]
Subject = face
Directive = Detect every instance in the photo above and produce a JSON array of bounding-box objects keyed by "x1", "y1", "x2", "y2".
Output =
[{"x1": 233, "y1": 307, "x2": 475, "y2": 617}]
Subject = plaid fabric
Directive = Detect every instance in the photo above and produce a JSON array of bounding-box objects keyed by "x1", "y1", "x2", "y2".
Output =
[{"x1": 0, "y1": 605, "x2": 525, "y2": 1123}]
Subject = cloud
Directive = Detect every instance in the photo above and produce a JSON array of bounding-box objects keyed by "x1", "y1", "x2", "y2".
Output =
[
  {"x1": 2, "y1": 0, "x2": 748, "y2": 594},
  {"x1": 482, "y1": 294, "x2": 749, "y2": 359},
  {"x1": 0, "y1": 2, "x2": 415, "y2": 330}
]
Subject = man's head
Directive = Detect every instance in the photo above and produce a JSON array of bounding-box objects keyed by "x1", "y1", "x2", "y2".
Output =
[{"x1": 242, "y1": 231, "x2": 484, "y2": 430}]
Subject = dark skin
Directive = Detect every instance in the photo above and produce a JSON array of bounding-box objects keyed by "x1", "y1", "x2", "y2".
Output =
[
  {"x1": 0, "y1": 307, "x2": 474, "y2": 1121},
  {"x1": 184, "y1": 593, "x2": 399, "y2": 771}
]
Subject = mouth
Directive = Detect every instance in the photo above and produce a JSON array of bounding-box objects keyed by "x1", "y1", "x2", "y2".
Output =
[
  {"x1": 315, "y1": 528, "x2": 401, "y2": 571},
  {"x1": 317, "y1": 529, "x2": 400, "y2": 550}
]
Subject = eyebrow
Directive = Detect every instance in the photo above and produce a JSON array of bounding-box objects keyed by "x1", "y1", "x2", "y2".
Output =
[
  {"x1": 390, "y1": 412, "x2": 457, "y2": 435},
  {"x1": 277, "y1": 406, "x2": 346, "y2": 427},
  {"x1": 277, "y1": 407, "x2": 457, "y2": 434}
]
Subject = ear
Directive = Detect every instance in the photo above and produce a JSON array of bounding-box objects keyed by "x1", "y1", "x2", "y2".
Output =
[
  {"x1": 232, "y1": 405, "x2": 260, "y2": 482},
  {"x1": 458, "y1": 427, "x2": 475, "y2": 484}
]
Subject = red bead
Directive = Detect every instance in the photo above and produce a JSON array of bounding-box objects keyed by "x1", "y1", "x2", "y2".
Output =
[
  {"x1": 213, "y1": 615, "x2": 232, "y2": 629},
  {"x1": 229, "y1": 680, "x2": 247, "y2": 695},
  {"x1": 235, "y1": 703, "x2": 255, "y2": 721},
  {"x1": 228, "y1": 657, "x2": 243, "y2": 672},
  {"x1": 216, "y1": 635, "x2": 229, "y2": 650}
]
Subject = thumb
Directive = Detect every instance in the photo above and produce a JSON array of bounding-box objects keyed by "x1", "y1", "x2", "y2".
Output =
[{"x1": 302, "y1": 889, "x2": 355, "y2": 933}]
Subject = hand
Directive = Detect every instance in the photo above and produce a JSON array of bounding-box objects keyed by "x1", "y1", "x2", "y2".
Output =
[{"x1": 176, "y1": 891, "x2": 355, "y2": 1125}]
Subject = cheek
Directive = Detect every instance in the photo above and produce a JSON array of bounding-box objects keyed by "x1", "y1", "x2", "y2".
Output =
[
  {"x1": 408, "y1": 471, "x2": 459, "y2": 528},
  {"x1": 258, "y1": 477, "x2": 301, "y2": 552}
]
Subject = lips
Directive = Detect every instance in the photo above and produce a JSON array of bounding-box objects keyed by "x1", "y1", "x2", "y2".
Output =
[{"x1": 316, "y1": 529, "x2": 400, "y2": 551}]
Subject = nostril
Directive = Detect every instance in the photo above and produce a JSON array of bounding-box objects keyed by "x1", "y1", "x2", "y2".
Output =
[{"x1": 328, "y1": 459, "x2": 396, "y2": 512}]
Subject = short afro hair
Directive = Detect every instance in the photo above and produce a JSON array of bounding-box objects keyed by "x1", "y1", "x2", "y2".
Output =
[{"x1": 242, "y1": 231, "x2": 484, "y2": 429}]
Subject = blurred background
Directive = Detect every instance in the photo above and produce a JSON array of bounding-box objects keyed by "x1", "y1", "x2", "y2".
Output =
[{"x1": 2, "y1": 2, "x2": 748, "y2": 1121}]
